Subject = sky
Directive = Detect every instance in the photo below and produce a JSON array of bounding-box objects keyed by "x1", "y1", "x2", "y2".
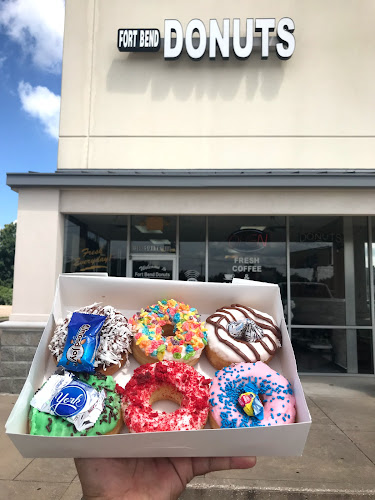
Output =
[{"x1": 0, "y1": 0, "x2": 65, "y2": 228}]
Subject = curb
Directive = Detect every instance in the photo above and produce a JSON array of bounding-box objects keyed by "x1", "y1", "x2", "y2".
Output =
[{"x1": 180, "y1": 484, "x2": 375, "y2": 499}]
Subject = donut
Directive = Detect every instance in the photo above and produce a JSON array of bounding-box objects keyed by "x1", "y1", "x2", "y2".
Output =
[
  {"x1": 129, "y1": 299, "x2": 207, "y2": 365},
  {"x1": 29, "y1": 372, "x2": 122, "y2": 436},
  {"x1": 49, "y1": 303, "x2": 133, "y2": 375},
  {"x1": 119, "y1": 360, "x2": 211, "y2": 432},
  {"x1": 205, "y1": 304, "x2": 282, "y2": 369},
  {"x1": 209, "y1": 362, "x2": 296, "y2": 428}
]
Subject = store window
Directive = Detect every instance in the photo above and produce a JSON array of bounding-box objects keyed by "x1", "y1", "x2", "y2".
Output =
[
  {"x1": 179, "y1": 216, "x2": 206, "y2": 281},
  {"x1": 291, "y1": 328, "x2": 347, "y2": 373},
  {"x1": 207, "y1": 216, "x2": 286, "y2": 290},
  {"x1": 289, "y1": 216, "x2": 345, "y2": 326},
  {"x1": 63, "y1": 215, "x2": 127, "y2": 276},
  {"x1": 289, "y1": 216, "x2": 371, "y2": 327},
  {"x1": 357, "y1": 330, "x2": 373, "y2": 374},
  {"x1": 292, "y1": 328, "x2": 373, "y2": 374},
  {"x1": 130, "y1": 216, "x2": 176, "y2": 254},
  {"x1": 62, "y1": 213, "x2": 374, "y2": 374}
]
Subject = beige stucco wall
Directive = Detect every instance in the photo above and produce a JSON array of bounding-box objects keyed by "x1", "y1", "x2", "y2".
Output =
[
  {"x1": 59, "y1": 0, "x2": 375, "y2": 170},
  {"x1": 10, "y1": 190, "x2": 64, "y2": 322},
  {"x1": 61, "y1": 188, "x2": 375, "y2": 216}
]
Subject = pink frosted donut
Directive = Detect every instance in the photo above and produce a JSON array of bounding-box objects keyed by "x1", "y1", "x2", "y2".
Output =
[{"x1": 209, "y1": 361, "x2": 296, "y2": 428}]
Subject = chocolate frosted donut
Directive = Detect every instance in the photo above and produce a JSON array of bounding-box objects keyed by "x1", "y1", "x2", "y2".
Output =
[
  {"x1": 205, "y1": 304, "x2": 282, "y2": 370},
  {"x1": 49, "y1": 303, "x2": 133, "y2": 375}
]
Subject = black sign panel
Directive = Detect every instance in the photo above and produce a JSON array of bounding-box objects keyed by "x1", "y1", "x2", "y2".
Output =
[
  {"x1": 133, "y1": 261, "x2": 173, "y2": 280},
  {"x1": 117, "y1": 29, "x2": 161, "y2": 52}
]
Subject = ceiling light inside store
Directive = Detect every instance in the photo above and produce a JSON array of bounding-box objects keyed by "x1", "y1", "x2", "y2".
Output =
[
  {"x1": 146, "y1": 216, "x2": 164, "y2": 231},
  {"x1": 149, "y1": 239, "x2": 171, "y2": 245},
  {"x1": 240, "y1": 226, "x2": 266, "y2": 231},
  {"x1": 135, "y1": 225, "x2": 163, "y2": 234}
]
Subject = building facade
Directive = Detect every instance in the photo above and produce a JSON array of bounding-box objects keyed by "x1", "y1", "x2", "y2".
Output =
[{"x1": 3, "y1": 0, "x2": 375, "y2": 391}]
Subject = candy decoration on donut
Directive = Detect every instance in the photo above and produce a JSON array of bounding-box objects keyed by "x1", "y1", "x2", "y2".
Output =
[
  {"x1": 209, "y1": 362, "x2": 296, "y2": 428},
  {"x1": 49, "y1": 303, "x2": 133, "y2": 375},
  {"x1": 119, "y1": 360, "x2": 211, "y2": 432},
  {"x1": 129, "y1": 299, "x2": 207, "y2": 365},
  {"x1": 29, "y1": 372, "x2": 122, "y2": 436},
  {"x1": 205, "y1": 304, "x2": 282, "y2": 369}
]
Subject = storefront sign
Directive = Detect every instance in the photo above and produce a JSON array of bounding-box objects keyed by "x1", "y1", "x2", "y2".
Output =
[
  {"x1": 131, "y1": 243, "x2": 173, "y2": 253},
  {"x1": 133, "y1": 263, "x2": 172, "y2": 280},
  {"x1": 118, "y1": 18, "x2": 295, "y2": 60},
  {"x1": 232, "y1": 256, "x2": 262, "y2": 273},
  {"x1": 228, "y1": 228, "x2": 268, "y2": 253},
  {"x1": 117, "y1": 29, "x2": 161, "y2": 52},
  {"x1": 299, "y1": 232, "x2": 343, "y2": 243}
]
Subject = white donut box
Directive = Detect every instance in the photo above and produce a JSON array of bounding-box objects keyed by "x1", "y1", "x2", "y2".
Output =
[{"x1": 6, "y1": 275, "x2": 311, "y2": 458}]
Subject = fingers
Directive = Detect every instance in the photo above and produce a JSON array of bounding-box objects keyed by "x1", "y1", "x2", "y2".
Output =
[
  {"x1": 229, "y1": 457, "x2": 257, "y2": 469},
  {"x1": 192, "y1": 456, "x2": 256, "y2": 477}
]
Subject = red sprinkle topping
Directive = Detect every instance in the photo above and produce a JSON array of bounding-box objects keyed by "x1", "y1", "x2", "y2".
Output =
[
  {"x1": 115, "y1": 383, "x2": 126, "y2": 396},
  {"x1": 121, "y1": 361, "x2": 210, "y2": 433}
]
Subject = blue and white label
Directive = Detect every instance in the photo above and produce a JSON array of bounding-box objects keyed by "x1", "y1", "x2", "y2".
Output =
[
  {"x1": 51, "y1": 383, "x2": 87, "y2": 417},
  {"x1": 57, "y1": 312, "x2": 106, "y2": 373}
]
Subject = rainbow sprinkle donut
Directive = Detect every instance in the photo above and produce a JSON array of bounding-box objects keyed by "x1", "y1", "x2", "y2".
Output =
[{"x1": 129, "y1": 299, "x2": 207, "y2": 365}]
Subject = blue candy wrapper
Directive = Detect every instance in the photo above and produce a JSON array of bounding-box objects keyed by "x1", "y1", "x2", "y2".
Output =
[
  {"x1": 238, "y1": 381, "x2": 264, "y2": 420},
  {"x1": 57, "y1": 312, "x2": 106, "y2": 373}
]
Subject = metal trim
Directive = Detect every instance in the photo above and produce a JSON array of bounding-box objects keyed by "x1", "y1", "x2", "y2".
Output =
[
  {"x1": 368, "y1": 217, "x2": 375, "y2": 372},
  {"x1": 176, "y1": 215, "x2": 180, "y2": 278},
  {"x1": 343, "y1": 217, "x2": 358, "y2": 373},
  {"x1": 126, "y1": 215, "x2": 131, "y2": 276},
  {"x1": 205, "y1": 216, "x2": 209, "y2": 282},
  {"x1": 290, "y1": 325, "x2": 372, "y2": 330},
  {"x1": 7, "y1": 169, "x2": 375, "y2": 190},
  {"x1": 286, "y1": 216, "x2": 291, "y2": 338}
]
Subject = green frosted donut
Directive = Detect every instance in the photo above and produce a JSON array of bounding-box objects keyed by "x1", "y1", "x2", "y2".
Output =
[{"x1": 29, "y1": 372, "x2": 122, "y2": 436}]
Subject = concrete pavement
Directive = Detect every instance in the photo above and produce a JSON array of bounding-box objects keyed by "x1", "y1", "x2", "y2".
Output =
[{"x1": 1, "y1": 375, "x2": 375, "y2": 500}]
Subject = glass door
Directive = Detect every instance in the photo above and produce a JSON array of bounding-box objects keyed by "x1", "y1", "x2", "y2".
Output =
[{"x1": 130, "y1": 254, "x2": 177, "y2": 280}]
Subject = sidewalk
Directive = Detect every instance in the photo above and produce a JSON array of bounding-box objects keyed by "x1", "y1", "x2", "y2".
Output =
[{"x1": 1, "y1": 375, "x2": 375, "y2": 500}]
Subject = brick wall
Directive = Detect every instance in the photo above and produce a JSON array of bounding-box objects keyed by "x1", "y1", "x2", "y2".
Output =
[{"x1": 0, "y1": 325, "x2": 44, "y2": 393}]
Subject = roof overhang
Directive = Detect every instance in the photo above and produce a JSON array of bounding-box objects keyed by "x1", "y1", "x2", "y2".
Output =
[{"x1": 7, "y1": 169, "x2": 375, "y2": 190}]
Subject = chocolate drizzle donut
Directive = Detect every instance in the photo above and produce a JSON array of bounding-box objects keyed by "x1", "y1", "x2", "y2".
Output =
[{"x1": 205, "y1": 304, "x2": 282, "y2": 369}]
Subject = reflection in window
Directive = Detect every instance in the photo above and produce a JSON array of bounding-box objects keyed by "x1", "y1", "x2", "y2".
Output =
[
  {"x1": 207, "y1": 216, "x2": 286, "y2": 290},
  {"x1": 292, "y1": 327, "x2": 373, "y2": 374},
  {"x1": 292, "y1": 328, "x2": 347, "y2": 373},
  {"x1": 289, "y1": 217, "x2": 345, "y2": 325},
  {"x1": 357, "y1": 330, "x2": 374, "y2": 374},
  {"x1": 63, "y1": 215, "x2": 127, "y2": 276},
  {"x1": 179, "y1": 216, "x2": 205, "y2": 282},
  {"x1": 130, "y1": 216, "x2": 176, "y2": 254}
]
